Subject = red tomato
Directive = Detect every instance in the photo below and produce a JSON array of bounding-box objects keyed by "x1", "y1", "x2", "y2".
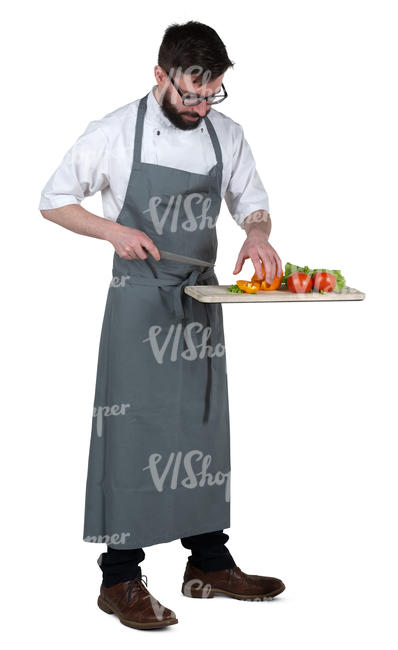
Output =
[
  {"x1": 287, "y1": 272, "x2": 313, "y2": 293},
  {"x1": 312, "y1": 272, "x2": 336, "y2": 293}
]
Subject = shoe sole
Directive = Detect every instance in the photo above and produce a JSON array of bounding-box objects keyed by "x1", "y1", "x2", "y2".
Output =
[
  {"x1": 181, "y1": 583, "x2": 285, "y2": 600},
  {"x1": 97, "y1": 595, "x2": 178, "y2": 629}
]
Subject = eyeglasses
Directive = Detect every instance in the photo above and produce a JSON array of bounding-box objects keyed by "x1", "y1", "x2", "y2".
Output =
[{"x1": 168, "y1": 75, "x2": 228, "y2": 106}]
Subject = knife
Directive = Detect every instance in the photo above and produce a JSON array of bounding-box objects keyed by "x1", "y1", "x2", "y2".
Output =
[{"x1": 159, "y1": 249, "x2": 214, "y2": 268}]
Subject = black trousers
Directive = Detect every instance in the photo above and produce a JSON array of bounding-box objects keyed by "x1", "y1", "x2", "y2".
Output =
[{"x1": 98, "y1": 530, "x2": 236, "y2": 588}]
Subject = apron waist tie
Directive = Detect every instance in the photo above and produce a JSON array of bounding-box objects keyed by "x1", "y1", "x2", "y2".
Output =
[{"x1": 117, "y1": 265, "x2": 215, "y2": 324}]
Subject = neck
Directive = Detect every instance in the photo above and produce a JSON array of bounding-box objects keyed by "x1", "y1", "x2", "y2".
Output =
[{"x1": 153, "y1": 85, "x2": 161, "y2": 104}]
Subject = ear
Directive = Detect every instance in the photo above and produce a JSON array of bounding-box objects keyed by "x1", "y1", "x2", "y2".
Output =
[{"x1": 154, "y1": 65, "x2": 166, "y2": 85}]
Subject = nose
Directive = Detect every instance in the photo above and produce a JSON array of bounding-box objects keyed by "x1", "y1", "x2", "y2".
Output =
[{"x1": 195, "y1": 99, "x2": 209, "y2": 117}]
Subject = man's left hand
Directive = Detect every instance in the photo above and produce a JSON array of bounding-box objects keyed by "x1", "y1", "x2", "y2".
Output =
[{"x1": 233, "y1": 215, "x2": 282, "y2": 284}]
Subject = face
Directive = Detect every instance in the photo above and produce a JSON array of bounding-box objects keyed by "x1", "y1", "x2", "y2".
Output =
[{"x1": 154, "y1": 67, "x2": 224, "y2": 131}]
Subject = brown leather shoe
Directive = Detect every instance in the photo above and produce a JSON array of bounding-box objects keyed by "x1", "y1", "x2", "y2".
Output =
[
  {"x1": 98, "y1": 575, "x2": 178, "y2": 629},
  {"x1": 182, "y1": 562, "x2": 285, "y2": 601}
]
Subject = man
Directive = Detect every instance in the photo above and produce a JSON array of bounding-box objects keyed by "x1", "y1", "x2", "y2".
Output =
[{"x1": 39, "y1": 21, "x2": 284, "y2": 630}]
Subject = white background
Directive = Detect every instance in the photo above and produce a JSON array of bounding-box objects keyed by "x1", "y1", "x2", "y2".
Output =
[{"x1": 2, "y1": 0, "x2": 397, "y2": 647}]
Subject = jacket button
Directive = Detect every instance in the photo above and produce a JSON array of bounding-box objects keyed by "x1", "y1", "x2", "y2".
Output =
[{"x1": 156, "y1": 130, "x2": 160, "y2": 135}]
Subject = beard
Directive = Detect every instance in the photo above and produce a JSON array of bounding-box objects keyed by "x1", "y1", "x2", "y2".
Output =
[{"x1": 160, "y1": 90, "x2": 211, "y2": 131}]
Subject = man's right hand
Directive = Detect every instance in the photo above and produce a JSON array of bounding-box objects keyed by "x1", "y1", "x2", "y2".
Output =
[
  {"x1": 107, "y1": 223, "x2": 161, "y2": 261},
  {"x1": 40, "y1": 205, "x2": 161, "y2": 263}
]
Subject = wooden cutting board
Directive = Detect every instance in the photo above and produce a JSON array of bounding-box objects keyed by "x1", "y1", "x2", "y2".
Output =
[{"x1": 184, "y1": 284, "x2": 365, "y2": 303}]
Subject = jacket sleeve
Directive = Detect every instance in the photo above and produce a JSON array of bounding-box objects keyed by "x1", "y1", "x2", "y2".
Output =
[
  {"x1": 224, "y1": 124, "x2": 270, "y2": 227},
  {"x1": 39, "y1": 121, "x2": 109, "y2": 210}
]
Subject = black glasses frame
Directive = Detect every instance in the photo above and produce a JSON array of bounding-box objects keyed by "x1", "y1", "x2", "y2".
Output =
[{"x1": 167, "y1": 74, "x2": 228, "y2": 106}]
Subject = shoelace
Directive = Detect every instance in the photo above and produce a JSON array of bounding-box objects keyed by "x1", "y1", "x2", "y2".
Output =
[{"x1": 126, "y1": 574, "x2": 148, "y2": 602}]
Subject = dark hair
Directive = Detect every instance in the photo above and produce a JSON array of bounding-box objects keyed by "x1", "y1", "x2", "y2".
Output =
[{"x1": 158, "y1": 21, "x2": 234, "y2": 82}]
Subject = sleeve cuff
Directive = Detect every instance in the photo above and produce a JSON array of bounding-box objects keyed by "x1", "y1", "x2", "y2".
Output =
[
  {"x1": 38, "y1": 195, "x2": 82, "y2": 210},
  {"x1": 234, "y1": 206, "x2": 270, "y2": 227}
]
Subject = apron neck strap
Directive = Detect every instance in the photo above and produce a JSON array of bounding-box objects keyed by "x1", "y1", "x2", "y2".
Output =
[
  {"x1": 133, "y1": 93, "x2": 149, "y2": 165},
  {"x1": 203, "y1": 115, "x2": 223, "y2": 168},
  {"x1": 133, "y1": 93, "x2": 223, "y2": 168}
]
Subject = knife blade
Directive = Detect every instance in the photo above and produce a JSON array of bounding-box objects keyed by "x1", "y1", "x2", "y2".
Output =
[{"x1": 159, "y1": 249, "x2": 214, "y2": 268}]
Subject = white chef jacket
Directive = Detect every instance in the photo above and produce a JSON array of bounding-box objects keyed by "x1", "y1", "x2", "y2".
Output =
[{"x1": 39, "y1": 86, "x2": 269, "y2": 227}]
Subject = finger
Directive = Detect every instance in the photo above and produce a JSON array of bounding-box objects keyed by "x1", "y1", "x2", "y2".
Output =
[
  {"x1": 271, "y1": 256, "x2": 277, "y2": 283},
  {"x1": 262, "y1": 255, "x2": 275, "y2": 285},
  {"x1": 251, "y1": 255, "x2": 263, "y2": 280},
  {"x1": 275, "y1": 252, "x2": 283, "y2": 278},
  {"x1": 262, "y1": 249, "x2": 278, "y2": 284},
  {"x1": 122, "y1": 245, "x2": 135, "y2": 260},
  {"x1": 140, "y1": 235, "x2": 161, "y2": 261},
  {"x1": 233, "y1": 250, "x2": 247, "y2": 274},
  {"x1": 270, "y1": 257, "x2": 276, "y2": 283},
  {"x1": 132, "y1": 242, "x2": 148, "y2": 260},
  {"x1": 266, "y1": 244, "x2": 283, "y2": 278}
]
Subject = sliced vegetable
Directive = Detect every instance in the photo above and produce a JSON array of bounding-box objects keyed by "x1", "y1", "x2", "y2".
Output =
[
  {"x1": 260, "y1": 273, "x2": 283, "y2": 292},
  {"x1": 236, "y1": 280, "x2": 260, "y2": 294},
  {"x1": 251, "y1": 266, "x2": 283, "y2": 291},
  {"x1": 312, "y1": 272, "x2": 337, "y2": 293},
  {"x1": 228, "y1": 284, "x2": 245, "y2": 294},
  {"x1": 287, "y1": 272, "x2": 313, "y2": 293}
]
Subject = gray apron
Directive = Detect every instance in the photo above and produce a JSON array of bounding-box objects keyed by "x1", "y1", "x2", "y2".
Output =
[{"x1": 83, "y1": 93, "x2": 231, "y2": 550}]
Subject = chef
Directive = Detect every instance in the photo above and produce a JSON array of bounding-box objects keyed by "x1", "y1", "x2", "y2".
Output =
[{"x1": 39, "y1": 20, "x2": 284, "y2": 630}]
